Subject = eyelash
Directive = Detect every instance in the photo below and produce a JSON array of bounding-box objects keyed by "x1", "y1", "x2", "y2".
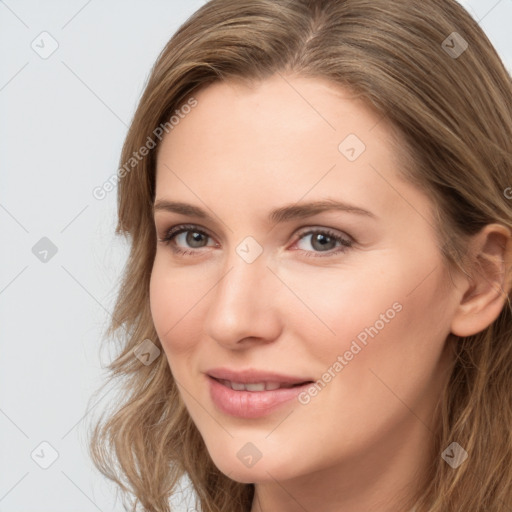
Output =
[{"x1": 157, "y1": 223, "x2": 353, "y2": 258}]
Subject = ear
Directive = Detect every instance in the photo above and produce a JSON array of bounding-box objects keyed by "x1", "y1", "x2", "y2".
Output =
[{"x1": 450, "y1": 223, "x2": 512, "y2": 338}]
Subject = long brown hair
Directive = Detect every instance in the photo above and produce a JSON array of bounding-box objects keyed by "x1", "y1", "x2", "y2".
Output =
[{"x1": 87, "y1": 1, "x2": 512, "y2": 510}]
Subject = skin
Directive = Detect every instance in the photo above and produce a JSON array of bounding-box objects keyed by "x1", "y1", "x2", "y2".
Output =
[{"x1": 149, "y1": 74, "x2": 510, "y2": 512}]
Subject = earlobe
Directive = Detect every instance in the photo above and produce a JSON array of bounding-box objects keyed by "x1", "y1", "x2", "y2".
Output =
[{"x1": 450, "y1": 224, "x2": 512, "y2": 338}]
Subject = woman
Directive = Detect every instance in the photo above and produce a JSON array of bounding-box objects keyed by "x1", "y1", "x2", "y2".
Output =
[{"x1": 88, "y1": 0, "x2": 512, "y2": 510}]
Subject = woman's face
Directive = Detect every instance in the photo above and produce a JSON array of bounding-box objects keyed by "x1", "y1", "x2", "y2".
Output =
[{"x1": 150, "y1": 75, "x2": 461, "y2": 489}]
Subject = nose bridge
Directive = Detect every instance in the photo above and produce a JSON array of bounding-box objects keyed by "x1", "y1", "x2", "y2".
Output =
[{"x1": 203, "y1": 242, "x2": 281, "y2": 346}]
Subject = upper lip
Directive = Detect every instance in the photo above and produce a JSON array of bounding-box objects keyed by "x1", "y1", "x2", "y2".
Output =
[{"x1": 206, "y1": 367, "x2": 314, "y2": 385}]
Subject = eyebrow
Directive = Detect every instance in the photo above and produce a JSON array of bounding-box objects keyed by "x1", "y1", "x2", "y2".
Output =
[{"x1": 153, "y1": 198, "x2": 376, "y2": 224}]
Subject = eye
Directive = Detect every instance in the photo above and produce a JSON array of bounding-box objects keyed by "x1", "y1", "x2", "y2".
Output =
[
  {"x1": 158, "y1": 224, "x2": 217, "y2": 256},
  {"x1": 293, "y1": 228, "x2": 353, "y2": 257}
]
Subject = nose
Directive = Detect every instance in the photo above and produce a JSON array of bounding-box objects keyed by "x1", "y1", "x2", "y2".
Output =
[{"x1": 202, "y1": 247, "x2": 283, "y2": 349}]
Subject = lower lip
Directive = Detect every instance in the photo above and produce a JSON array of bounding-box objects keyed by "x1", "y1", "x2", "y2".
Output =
[{"x1": 208, "y1": 376, "x2": 311, "y2": 419}]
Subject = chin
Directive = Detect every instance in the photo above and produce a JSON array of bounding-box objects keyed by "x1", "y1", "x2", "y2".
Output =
[{"x1": 207, "y1": 447, "x2": 297, "y2": 484}]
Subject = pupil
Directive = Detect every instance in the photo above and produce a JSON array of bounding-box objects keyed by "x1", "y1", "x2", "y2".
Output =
[
  {"x1": 313, "y1": 233, "x2": 334, "y2": 251},
  {"x1": 187, "y1": 232, "x2": 205, "y2": 248}
]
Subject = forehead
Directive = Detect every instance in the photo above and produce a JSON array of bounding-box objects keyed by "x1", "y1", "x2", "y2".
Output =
[
  {"x1": 165, "y1": 74, "x2": 388, "y2": 153},
  {"x1": 154, "y1": 74, "x2": 421, "y2": 223}
]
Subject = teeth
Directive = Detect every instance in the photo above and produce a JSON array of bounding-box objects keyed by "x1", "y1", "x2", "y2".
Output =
[
  {"x1": 218, "y1": 379, "x2": 298, "y2": 391},
  {"x1": 245, "y1": 383, "x2": 266, "y2": 391}
]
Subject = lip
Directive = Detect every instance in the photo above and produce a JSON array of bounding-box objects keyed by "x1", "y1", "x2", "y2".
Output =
[
  {"x1": 205, "y1": 368, "x2": 314, "y2": 419},
  {"x1": 206, "y1": 367, "x2": 313, "y2": 385}
]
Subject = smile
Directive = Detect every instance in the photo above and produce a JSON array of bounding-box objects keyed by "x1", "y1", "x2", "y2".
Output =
[
  {"x1": 208, "y1": 376, "x2": 314, "y2": 418},
  {"x1": 216, "y1": 378, "x2": 307, "y2": 391}
]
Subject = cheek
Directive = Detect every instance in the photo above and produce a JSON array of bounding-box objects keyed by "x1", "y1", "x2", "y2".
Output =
[
  {"x1": 149, "y1": 258, "x2": 203, "y2": 357},
  {"x1": 275, "y1": 263, "x2": 403, "y2": 361},
  {"x1": 324, "y1": 274, "x2": 453, "y2": 417},
  {"x1": 282, "y1": 257, "x2": 454, "y2": 385}
]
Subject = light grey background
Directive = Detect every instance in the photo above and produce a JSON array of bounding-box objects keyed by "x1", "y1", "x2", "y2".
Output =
[{"x1": 1, "y1": 1, "x2": 511, "y2": 511}]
